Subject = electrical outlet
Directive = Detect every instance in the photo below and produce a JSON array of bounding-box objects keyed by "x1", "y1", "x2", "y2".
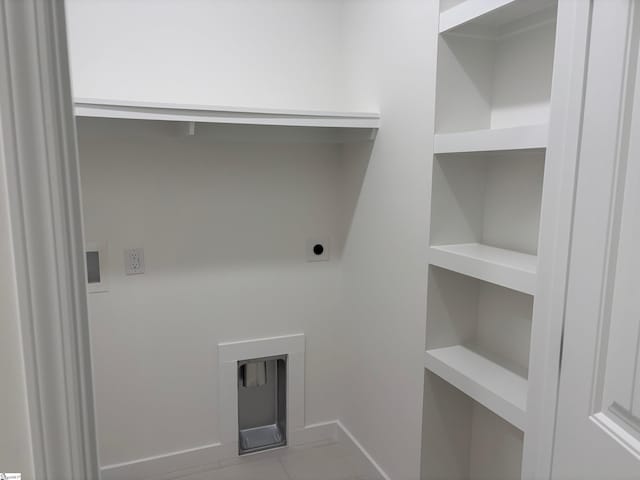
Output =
[
  {"x1": 306, "y1": 238, "x2": 330, "y2": 262},
  {"x1": 125, "y1": 248, "x2": 145, "y2": 275}
]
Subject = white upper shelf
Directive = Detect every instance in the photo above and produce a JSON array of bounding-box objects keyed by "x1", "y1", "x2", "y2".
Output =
[
  {"x1": 74, "y1": 98, "x2": 381, "y2": 130},
  {"x1": 435, "y1": 124, "x2": 548, "y2": 154},
  {"x1": 429, "y1": 243, "x2": 537, "y2": 295},
  {"x1": 439, "y1": 0, "x2": 556, "y2": 34}
]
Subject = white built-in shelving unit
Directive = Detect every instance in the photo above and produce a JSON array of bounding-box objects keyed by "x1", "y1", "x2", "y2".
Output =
[
  {"x1": 74, "y1": 98, "x2": 380, "y2": 143},
  {"x1": 422, "y1": 0, "x2": 561, "y2": 478}
]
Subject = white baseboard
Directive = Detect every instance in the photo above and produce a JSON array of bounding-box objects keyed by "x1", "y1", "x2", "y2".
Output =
[
  {"x1": 100, "y1": 420, "x2": 388, "y2": 480},
  {"x1": 335, "y1": 421, "x2": 391, "y2": 480},
  {"x1": 100, "y1": 442, "x2": 226, "y2": 480},
  {"x1": 290, "y1": 420, "x2": 338, "y2": 446}
]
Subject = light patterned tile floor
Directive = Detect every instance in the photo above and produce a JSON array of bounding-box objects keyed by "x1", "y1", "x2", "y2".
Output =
[{"x1": 177, "y1": 442, "x2": 383, "y2": 480}]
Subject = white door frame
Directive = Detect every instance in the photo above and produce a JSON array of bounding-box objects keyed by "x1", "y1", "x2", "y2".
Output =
[
  {"x1": 551, "y1": 0, "x2": 640, "y2": 476},
  {"x1": 0, "y1": 1, "x2": 99, "y2": 479},
  {"x1": 522, "y1": 0, "x2": 592, "y2": 478}
]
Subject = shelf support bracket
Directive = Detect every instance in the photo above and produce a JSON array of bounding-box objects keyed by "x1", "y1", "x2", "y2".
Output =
[{"x1": 180, "y1": 121, "x2": 196, "y2": 136}]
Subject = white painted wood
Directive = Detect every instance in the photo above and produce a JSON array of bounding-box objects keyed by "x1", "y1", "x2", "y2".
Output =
[
  {"x1": 552, "y1": 1, "x2": 640, "y2": 477},
  {"x1": 425, "y1": 0, "x2": 590, "y2": 477},
  {"x1": 426, "y1": 267, "x2": 533, "y2": 373},
  {"x1": 436, "y1": 8, "x2": 556, "y2": 133},
  {"x1": 476, "y1": 281, "x2": 533, "y2": 375},
  {"x1": 424, "y1": 345, "x2": 527, "y2": 430},
  {"x1": 78, "y1": 116, "x2": 375, "y2": 145},
  {"x1": 0, "y1": 1, "x2": 99, "y2": 478},
  {"x1": 218, "y1": 334, "x2": 305, "y2": 363},
  {"x1": 520, "y1": 0, "x2": 592, "y2": 477},
  {"x1": 101, "y1": 442, "x2": 224, "y2": 480},
  {"x1": 434, "y1": 124, "x2": 547, "y2": 153},
  {"x1": 288, "y1": 421, "x2": 338, "y2": 447},
  {"x1": 440, "y1": 0, "x2": 515, "y2": 32},
  {"x1": 468, "y1": 403, "x2": 524, "y2": 479},
  {"x1": 75, "y1": 98, "x2": 381, "y2": 129},
  {"x1": 424, "y1": 262, "x2": 532, "y2": 478},
  {"x1": 0, "y1": 100, "x2": 34, "y2": 479},
  {"x1": 430, "y1": 150, "x2": 545, "y2": 255},
  {"x1": 429, "y1": 243, "x2": 537, "y2": 295},
  {"x1": 425, "y1": 0, "x2": 549, "y2": 469},
  {"x1": 439, "y1": 0, "x2": 555, "y2": 34}
]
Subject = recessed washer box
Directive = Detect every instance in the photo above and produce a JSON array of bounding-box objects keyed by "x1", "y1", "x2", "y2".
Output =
[
  {"x1": 218, "y1": 334, "x2": 305, "y2": 456},
  {"x1": 238, "y1": 355, "x2": 287, "y2": 455}
]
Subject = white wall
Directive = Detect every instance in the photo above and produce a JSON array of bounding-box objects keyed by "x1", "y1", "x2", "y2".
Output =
[
  {"x1": 65, "y1": 0, "x2": 351, "y2": 112},
  {"x1": 68, "y1": 1, "x2": 437, "y2": 476},
  {"x1": 338, "y1": 2, "x2": 438, "y2": 478},
  {"x1": 0, "y1": 133, "x2": 35, "y2": 479},
  {"x1": 77, "y1": 119, "x2": 353, "y2": 466}
]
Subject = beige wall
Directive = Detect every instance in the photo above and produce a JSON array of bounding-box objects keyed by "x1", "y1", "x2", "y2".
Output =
[{"x1": 0, "y1": 132, "x2": 34, "y2": 478}]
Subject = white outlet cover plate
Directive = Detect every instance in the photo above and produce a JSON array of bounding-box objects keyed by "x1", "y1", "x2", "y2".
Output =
[
  {"x1": 125, "y1": 247, "x2": 145, "y2": 275},
  {"x1": 306, "y1": 238, "x2": 330, "y2": 262}
]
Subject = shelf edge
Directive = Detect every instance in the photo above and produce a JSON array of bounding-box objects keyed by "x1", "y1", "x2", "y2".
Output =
[
  {"x1": 439, "y1": 0, "x2": 516, "y2": 33},
  {"x1": 428, "y1": 244, "x2": 537, "y2": 295},
  {"x1": 434, "y1": 124, "x2": 548, "y2": 154},
  {"x1": 424, "y1": 346, "x2": 527, "y2": 430},
  {"x1": 74, "y1": 99, "x2": 381, "y2": 129}
]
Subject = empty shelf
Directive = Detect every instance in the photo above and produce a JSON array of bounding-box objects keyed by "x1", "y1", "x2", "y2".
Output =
[
  {"x1": 429, "y1": 243, "x2": 537, "y2": 294},
  {"x1": 424, "y1": 345, "x2": 527, "y2": 430},
  {"x1": 439, "y1": 0, "x2": 556, "y2": 34},
  {"x1": 74, "y1": 98, "x2": 381, "y2": 130},
  {"x1": 434, "y1": 125, "x2": 548, "y2": 154}
]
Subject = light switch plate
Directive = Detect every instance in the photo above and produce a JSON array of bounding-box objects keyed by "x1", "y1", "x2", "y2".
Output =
[
  {"x1": 306, "y1": 238, "x2": 330, "y2": 262},
  {"x1": 125, "y1": 248, "x2": 145, "y2": 275}
]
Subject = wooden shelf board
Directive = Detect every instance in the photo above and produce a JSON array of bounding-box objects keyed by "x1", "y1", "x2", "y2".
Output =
[
  {"x1": 429, "y1": 243, "x2": 537, "y2": 295},
  {"x1": 424, "y1": 345, "x2": 527, "y2": 430},
  {"x1": 434, "y1": 124, "x2": 548, "y2": 154},
  {"x1": 74, "y1": 98, "x2": 381, "y2": 130},
  {"x1": 439, "y1": 0, "x2": 556, "y2": 34}
]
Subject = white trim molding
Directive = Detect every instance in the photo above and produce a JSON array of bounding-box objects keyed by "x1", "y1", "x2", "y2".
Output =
[
  {"x1": 0, "y1": 1, "x2": 99, "y2": 479},
  {"x1": 218, "y1": 334, "x2": 306, "y2": 452},
  {"x1": 521, "y1": 0, "x2": 593, "y2": 478},
  {"x1": 100, "y1": 420, "x2": 390, "y2": 480}
]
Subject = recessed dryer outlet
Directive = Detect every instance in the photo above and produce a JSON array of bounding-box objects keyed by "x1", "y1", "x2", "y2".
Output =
[
  {"x1": 306, "y1": 238, "x2": 329, "y2": 262},
  {"x1": 237, "y1": 355, "x2": 287, "y2": 455}
]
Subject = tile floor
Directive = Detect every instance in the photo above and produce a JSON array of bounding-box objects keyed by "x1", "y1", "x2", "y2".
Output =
[{"x1": 177, "y1": 442, "x2": 384, "y2": 480}]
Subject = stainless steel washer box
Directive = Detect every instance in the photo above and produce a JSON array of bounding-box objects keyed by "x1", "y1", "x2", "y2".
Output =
[{"x1": 237, "y1": 354, "x2": 287, "y2": 455}]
